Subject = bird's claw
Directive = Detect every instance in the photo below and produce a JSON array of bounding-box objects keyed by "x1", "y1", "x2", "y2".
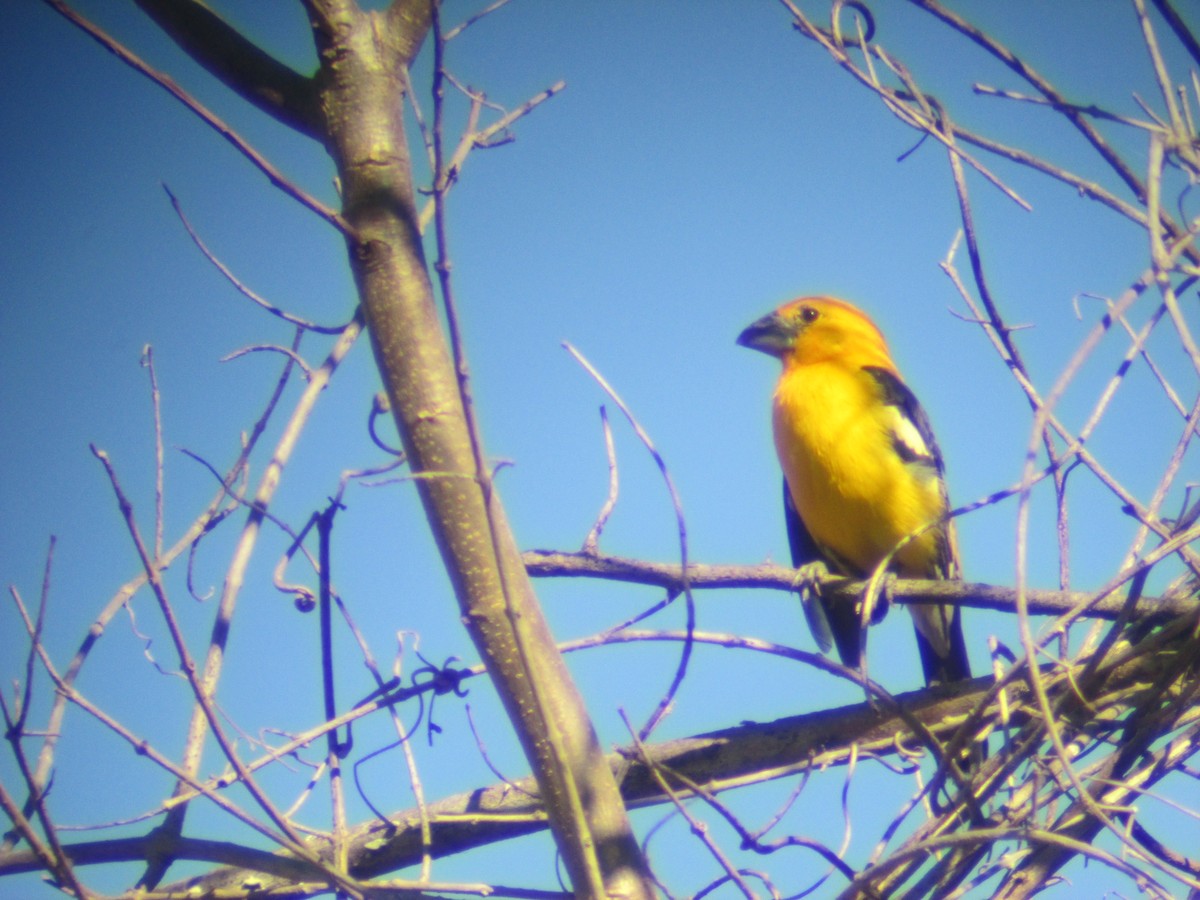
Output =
[
  {"x1": 791, "y1": 560, "x2": 827, "y2": 595},
  {"x1": 791, "y1": 561, "x2": 835, "y2": 655}
]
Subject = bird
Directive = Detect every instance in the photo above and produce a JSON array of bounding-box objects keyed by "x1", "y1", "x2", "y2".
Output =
[{"x1": 737, "y1": 296, "x2": 971, "y2": 686}]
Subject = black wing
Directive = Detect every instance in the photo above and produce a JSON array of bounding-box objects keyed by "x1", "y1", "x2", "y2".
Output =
[
  {"x1": 863, "y1": 366, "x2": 970, "y2": 684},
  {"x1": 863, "y1": 365, "x2": 960, "y2": 579},
  {"x1": 784, "y1": 481, "x2": 867, "y2": 669}
]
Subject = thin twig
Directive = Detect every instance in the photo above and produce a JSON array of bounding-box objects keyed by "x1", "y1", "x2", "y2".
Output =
[
  {"x1": 156, "y1": 311, "x2": 364, "y2": 885},
  {"x1": 9, "y1": 571, "x2": 322, "y2": 860},
  {"x1": 0, "y1": 546, "x2": 91, "y2": 899},
  {"x1": 416, "y1": 78, "x2": 566, "y2": 233},
  {"x1": 22, "y1": 325, "x2": 303, "y2": 844},
  {"x1": 220, "y1": 343, "x2": 315, "y2": 379},
  {"x1": 562, "y1": 343, "x2": 695, "y2": 742},
  {"x1": 973, "y1": 84, "x2": 1159, "y2": 130},
  {"x1": 141, "y1": 347, "x2": 165, "y2": 559},
  {"x1": 619, "y1": 710, "x2": 757, "y2": 900},
  {"x1": 90, "y1": 446, "x2": 343, "y2": 879},
  {"x1": 164, "y1": 185, "x2": 355, "y2": 334},
  {"x1": 443, "y1": 0, "x2": 514, "y2": 40},
  {"x1": 906, "y1": 0, "x2": 1147, "y2": 203},
  {"x1": 582, "y1": 406, "x2": 619, "y2": 554},
  {"x1": 44, "y1": 2, "x2": 352, "y2": 235},
  {"x1": 779, "y1": 0, "x2": 1031, "y2": 209}
]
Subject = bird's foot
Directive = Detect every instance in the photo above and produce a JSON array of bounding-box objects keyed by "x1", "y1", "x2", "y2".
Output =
[{"x1": 791, "y1": 561, "x2": 834, "y2": 654}]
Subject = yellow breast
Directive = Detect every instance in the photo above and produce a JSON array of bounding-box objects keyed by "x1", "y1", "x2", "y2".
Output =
[{"x1": 772, "y1": 361, "x2": 944, "y2": 577}]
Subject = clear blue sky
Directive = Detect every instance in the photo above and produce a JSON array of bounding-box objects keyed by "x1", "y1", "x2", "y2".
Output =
[{"x1": 1, "y1": 1, "x2": 1194, "y2": 897}]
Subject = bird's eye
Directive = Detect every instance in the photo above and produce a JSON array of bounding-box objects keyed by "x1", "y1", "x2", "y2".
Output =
[{"x1": 799, "y1": 305, "x2": 819, "y2": 323}]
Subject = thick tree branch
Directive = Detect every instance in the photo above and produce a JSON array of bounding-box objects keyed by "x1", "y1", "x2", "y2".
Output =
[
  {"x1": 141, "y1": 678, "x2": 998, "y2": 894},
  {"x1": 302, "y1": 3, "x2": 653, "y2": 897},
  {"x1": 14, "y1": 622, "x2": 1196, "y2": 894},
  {"x1": 133, "y1": 0, "x2": 323, "y2": 139}
]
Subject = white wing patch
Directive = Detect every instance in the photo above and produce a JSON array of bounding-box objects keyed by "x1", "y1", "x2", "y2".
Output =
[{"x1": 884, "y1": 405, "x2": 934, "y2": 467}]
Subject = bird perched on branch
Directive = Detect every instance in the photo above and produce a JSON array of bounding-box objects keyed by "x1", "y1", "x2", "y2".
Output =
[{"x1": 738, "y1": 296, "x2": 970, "y2": 686}]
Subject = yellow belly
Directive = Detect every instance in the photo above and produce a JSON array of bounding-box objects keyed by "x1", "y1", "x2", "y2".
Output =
[{"x1": 772, "y1": 363, "x2": 944, "y2": 577}]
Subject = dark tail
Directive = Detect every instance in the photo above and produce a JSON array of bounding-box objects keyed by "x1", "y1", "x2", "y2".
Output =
[
  {"x1": 913, "y1": 603, "x2": 971, "y2": 686},
  {"x1": 914, "y1": 603, "x2": 983, "y2": 769}
]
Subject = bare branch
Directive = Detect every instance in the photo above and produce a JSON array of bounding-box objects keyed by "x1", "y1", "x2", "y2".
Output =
[
  {"x1": 1150, "y1": 0, "x2": 1200, "y2": 70},
  {"x1": 906, "y1": 0, "x2": 1148, "y2": 202},
  {"x1": 132, "y1": 0, "x2": 323, "y2": 138},
  {"x1": 521, "y1": 549, "x2": 1200, "y2": 623},
  {"x1": 164, "y1": 185, "x2": 356, "y2": 334},
  {"x1": 563, "y1": 342, "x2": 695, "y2": 742},
  {"x1": 146, "y1": 678, "x2": 1000, "y2": 894},
  {"x1": 302, "y1": 2, "x2": 655, "y2": 894},
  {"x1": 148, "y1": 312, "x2": 364, "y2": 889},
  {"x1": 43, "y1": 0, "x2": 352, "y2": 235},
  {"x1": 581, "y1": 406, "x2": 619, "y2": 554}
]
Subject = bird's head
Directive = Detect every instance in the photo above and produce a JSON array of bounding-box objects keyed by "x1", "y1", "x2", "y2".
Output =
[{"x1": 736, "y1": 296, "x2": 894, "y2": 370}]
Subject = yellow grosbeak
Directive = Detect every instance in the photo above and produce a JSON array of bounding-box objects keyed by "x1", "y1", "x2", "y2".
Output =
[{"x1": 738, "y1": 296, "x2": 970, "y2": 685}]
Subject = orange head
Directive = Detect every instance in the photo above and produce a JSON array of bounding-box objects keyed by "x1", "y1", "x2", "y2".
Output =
[{"x1": 736, "y1": 296, "x2": 897, "y2": 373}]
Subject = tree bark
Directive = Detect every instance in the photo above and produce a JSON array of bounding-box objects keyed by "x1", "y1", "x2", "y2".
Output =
[{"x1": 302, "y1": 2, "x2": 654, "y2": 896}]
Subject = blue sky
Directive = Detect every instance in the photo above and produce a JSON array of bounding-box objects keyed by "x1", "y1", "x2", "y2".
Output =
[{"x1": 2, "y1": 1, "x2": 1196, "y2": 897}]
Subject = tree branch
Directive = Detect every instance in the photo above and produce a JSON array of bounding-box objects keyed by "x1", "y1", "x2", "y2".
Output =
[
  {"x1": 522, "y1": 549, "x2": 1199, "y2": 623},
  {"x1": 44, "y1": 0, "x2": 349, "y2": 234},
  {"x1": 302, "y1": 3, "x2": 654, "y2": 896},
  {"x1": 1150, "y1": 0, "x2": 1200, "y2": 70},
  {"x1": 140, "y1": 678, "x2": 999, "y2": 894},
  {"x1": 133, "y1": 0, "x2": 323, "y2": 138}
]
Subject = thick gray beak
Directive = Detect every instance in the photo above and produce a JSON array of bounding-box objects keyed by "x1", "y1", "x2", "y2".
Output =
[{"x1": 736, "y1": 310, "x2": 793, "y2": 358}]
